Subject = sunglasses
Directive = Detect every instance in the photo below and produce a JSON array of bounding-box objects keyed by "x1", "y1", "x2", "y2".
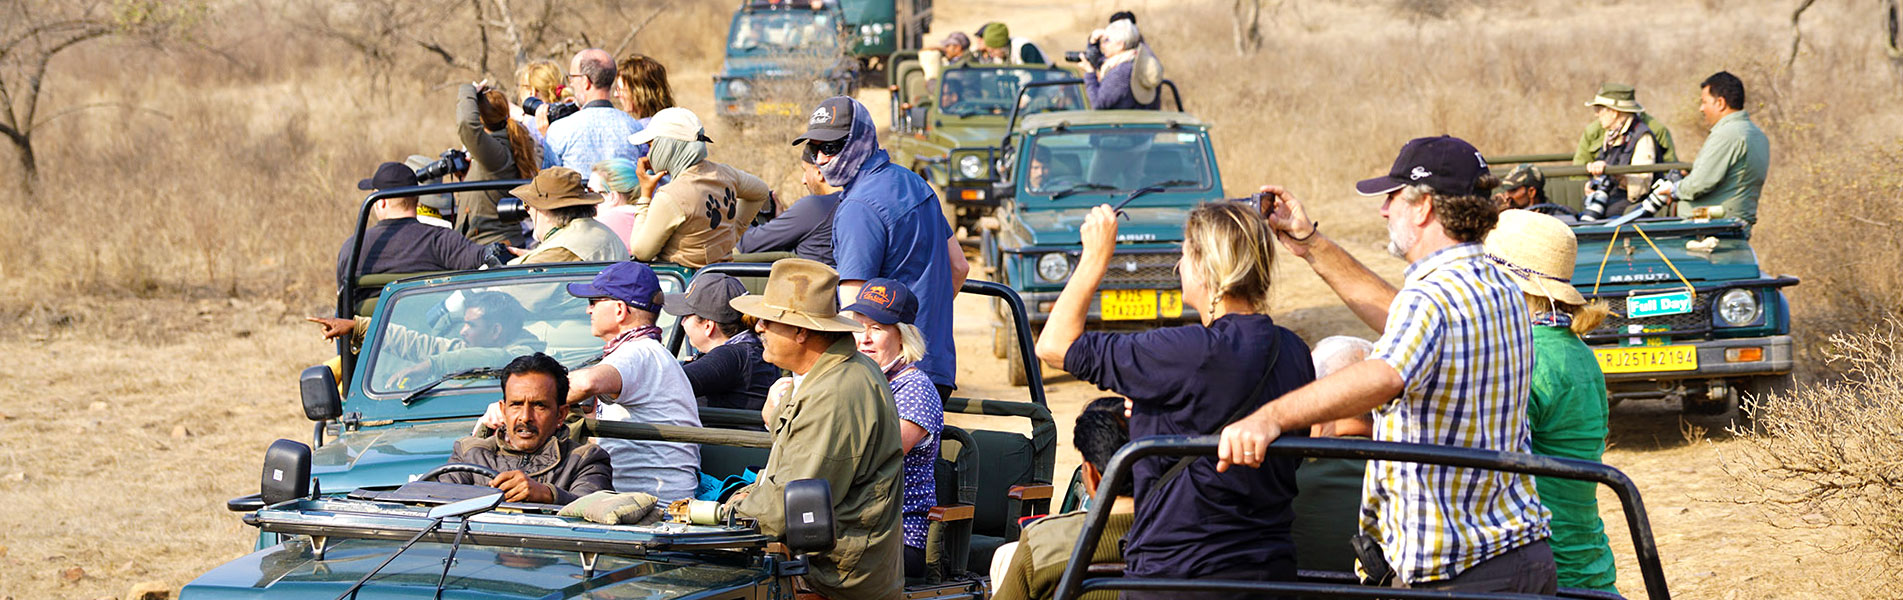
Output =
[{"x1": 805, "y1": 138, "x2": 848, "y2": 160}]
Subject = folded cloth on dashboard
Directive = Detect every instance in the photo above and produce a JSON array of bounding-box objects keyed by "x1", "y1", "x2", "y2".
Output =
[{"x1": 560, "y1": 490, "x2": 662, "y2": 525}]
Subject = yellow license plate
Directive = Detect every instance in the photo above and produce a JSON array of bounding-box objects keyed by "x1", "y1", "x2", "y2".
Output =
[
  {"x1": 1102, "y1": 289, "x2": 1158, "y2": 321},
  {"x1": 754, "y1": 102, "x2": 798, "y2": 116},
  {"x1": 1595, "y1": 345, "x2": 1698, "y2": 374},
  {"x1": 1160, "y1": 290, "x2": 1183, "y2": 319}
]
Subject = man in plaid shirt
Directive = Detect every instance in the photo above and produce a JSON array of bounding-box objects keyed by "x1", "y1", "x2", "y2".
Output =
[{"x1": 1217, "y1": 136, "x2": 1557, "y2": 594}]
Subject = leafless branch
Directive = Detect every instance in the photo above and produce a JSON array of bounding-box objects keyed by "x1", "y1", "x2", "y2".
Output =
[{"x1": 612, "y1": 2, "x2": 670, "y2": 57}]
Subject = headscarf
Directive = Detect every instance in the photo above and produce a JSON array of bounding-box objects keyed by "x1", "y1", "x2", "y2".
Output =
[
  {"x1": 819, "y1": 99, "x2": 879, "y2": 188},
  {"x1": 648, "y1": 136, "x2": 706, "y2": 179}
]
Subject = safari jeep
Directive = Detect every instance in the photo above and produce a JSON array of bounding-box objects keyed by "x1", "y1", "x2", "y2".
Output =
[
  {"x1": 1493, "y1": 154, "x2": 1799, "y2": 430},
  {"x1": 884, "y1": 56, "x2": 1084, "y2": 236},
  {"x1": 714, "y1": 0, "x2": 859, "y2": 121},
  {"x1": 183, "y1": 194, "x2": 1059, "y2": 597},
  {"x1": 980, "y1": 93, "x2": 1213, "y2": 386}
]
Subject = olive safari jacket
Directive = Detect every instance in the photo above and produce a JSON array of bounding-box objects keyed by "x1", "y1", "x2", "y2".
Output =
[
  {"x1": 441, "y1": 426, "x2": 614, "y2": 505},
  {"x1": 729, "y1": 337, "x2": 905, "y2": 600}
]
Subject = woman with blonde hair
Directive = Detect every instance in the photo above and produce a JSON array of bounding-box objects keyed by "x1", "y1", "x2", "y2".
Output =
[
  {"x1": 1034, "y1": 201, "x2": 1311, "y2": 598},
  {"x1": 1482, "y1": 209, "x2": 1617, "y2": 593},
  {"x1": 589, "y1": 158, "x2": 647, "y2": 249},
  {"x1": 842, "y1": 277, "x2": 940, "y2": 579},
  {"x1": 513, "y1": 59, "x2": 567, "y2": 166}
]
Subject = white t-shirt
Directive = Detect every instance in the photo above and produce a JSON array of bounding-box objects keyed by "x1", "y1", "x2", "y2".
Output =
[{"x1": 595, "y1": 336, "x2": 702, "y2": 501}]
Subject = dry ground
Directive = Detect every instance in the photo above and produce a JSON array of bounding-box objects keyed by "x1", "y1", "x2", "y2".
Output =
[{"x1": 2, "y1": 0, "x2": 1895, "y2": 597}]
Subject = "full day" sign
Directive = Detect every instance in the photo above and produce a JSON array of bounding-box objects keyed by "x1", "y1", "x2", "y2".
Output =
[{"x1": 1627, "y1": 290, "x2": 1695, "y2": 318}]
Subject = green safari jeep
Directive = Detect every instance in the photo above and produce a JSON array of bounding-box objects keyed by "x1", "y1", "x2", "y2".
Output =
[
  {"x1": 884, "y1": 56, "x2": 1086, "y2": 236},
  {"x1": 980, "y1": 102, "x2": 1217, "y2": 386},
  {"x1": 182, "y1": 185, "x2": 1060, "y2": 597},
  {"x1": 1495, "y1": 155, "x2": 1799, "y2": 430}
]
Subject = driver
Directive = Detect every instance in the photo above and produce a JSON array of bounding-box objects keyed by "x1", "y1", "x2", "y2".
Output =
[
  {"x1": 440, "y1": 353, "x2": 613, "y2": 504},
  {"x1": 308, "y1": 290, "x2": 546, "y2": 384},
  {"x1": 1028, "y1": 150, "x2": 1080, "y2": 192}
]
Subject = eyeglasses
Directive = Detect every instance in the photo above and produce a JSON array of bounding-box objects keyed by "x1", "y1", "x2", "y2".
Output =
[
  {"x1": 808, "y1": 138, "x2": 848, "y2": 157},
  {"x1": 588, "y1": 297, "x2": 623, "y2": 307}
]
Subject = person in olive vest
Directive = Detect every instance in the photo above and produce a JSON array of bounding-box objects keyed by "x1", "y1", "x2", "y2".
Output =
[
  {"x1": 1571, "y1": 83, "x2": 1678, "y2": 219},
  {"x1": 625, "y1": 107, "x2": 774, "y2": 268},
  {"x1": 506, "y1": 167, "x2": 630, "y2": 264}
]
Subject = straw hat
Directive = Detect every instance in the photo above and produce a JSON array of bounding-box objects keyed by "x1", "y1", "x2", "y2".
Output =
[
  {"x1": 729, "y1": 258, "x2": 864, "y2": 333},
  {"x1": 1483, "y1": 209, "x2": 1587, "y2": 306},
  {"x1": 1584, "y1": 83, "x2": 1645, "y2": 114}
]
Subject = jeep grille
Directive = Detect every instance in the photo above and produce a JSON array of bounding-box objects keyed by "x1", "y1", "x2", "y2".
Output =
[
  {"x1": 1591, "y1": 293, "x2": 1713, "y2": 337},
  {"x1": 1099, "y1": 251, "x2": 1181, "y2": 289}
]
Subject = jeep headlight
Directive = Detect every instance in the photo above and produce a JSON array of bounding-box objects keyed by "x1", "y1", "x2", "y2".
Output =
[
  {"x1": 1717, "y1": 289, "x2": 1762, "y2": 326},
  {"x1": 727, "y1": 79, "x2": 750, "y2": 99},
  {"x1": 957, "y1": 154, "x2": 986, "y2": 180},
  {"x1": 1037, "y1": 252, "x2": 1072, "y2": 283}
]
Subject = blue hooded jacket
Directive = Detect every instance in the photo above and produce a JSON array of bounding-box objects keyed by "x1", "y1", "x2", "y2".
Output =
[{"x1": 827, "y1": 99, "x2": 958, "y2": 390}]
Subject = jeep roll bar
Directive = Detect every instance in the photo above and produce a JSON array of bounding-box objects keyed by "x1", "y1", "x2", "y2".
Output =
[
  {"x1": 1052, "y1": 436, "x2": 1670, "y2": 600},
  {"x1": 689, "y1": 262, "x2": 1049, "y2": 405},
  {"x1": 337, "y1": 179, "x2": 529, "y2": 380},
  {"x1": 1001, "y1": 78, "x2": 1087, "y2": 150}
]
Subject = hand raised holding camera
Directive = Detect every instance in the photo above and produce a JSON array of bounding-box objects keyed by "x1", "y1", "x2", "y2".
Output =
[{"x1": 1256, "y1": 185, "x2": 1321, "y2": 257}]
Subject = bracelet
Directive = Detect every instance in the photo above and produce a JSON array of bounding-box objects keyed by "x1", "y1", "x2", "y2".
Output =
[{"x1": 1288, "y1": 221, "x2": 1320, "y2": 243}]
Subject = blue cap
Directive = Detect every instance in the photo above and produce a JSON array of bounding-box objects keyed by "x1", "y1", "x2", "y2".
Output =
[
  {"x1": 566, "y1": 262, "x2": 662, "y2": 313},
  {"x1": 842, "y1": 278, "x2": 918, "y2": 325}
]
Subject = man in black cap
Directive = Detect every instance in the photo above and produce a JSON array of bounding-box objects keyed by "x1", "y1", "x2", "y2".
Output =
[
  {"x1": 666, "y1": 273, "x2": 778, "y2": 411},
  {"x1": 335, "y1": 161, "x2": 495, "y2": 294},
  {"x1": 1217, "y1": 137, "x2": 1558, "y2": 594},
  {"x1": 793, "y1": 96, "x2": 969, "y2": 404}
]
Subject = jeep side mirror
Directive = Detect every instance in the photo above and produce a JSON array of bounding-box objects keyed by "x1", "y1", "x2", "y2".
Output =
[
  {"x1": 991, "y1": 181, "x2": 1016, "y2": 204},
  {"x1": 782, "y1": 478, "x2": 836, "y2": 554},
  {"x1": 300, "y1": 365, "x2": 342, "y2": 422},
  {"x1": 260, "y1": 439, "x2": 313, "y2": 505}
]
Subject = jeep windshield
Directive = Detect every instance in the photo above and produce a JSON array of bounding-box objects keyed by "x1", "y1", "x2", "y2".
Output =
[
  {"x1": 727, "y1": 10, "x2": 839, "y2": 56},
  {"x1": 362, "y1": 275, "x2": 681, "y2": 401},
  {"x1": 1026, "y1": 129, "x2": 1214, "y2": 200},
  {"x1": 940, "y1": 68, "x2": 1083, "y2": 116}
]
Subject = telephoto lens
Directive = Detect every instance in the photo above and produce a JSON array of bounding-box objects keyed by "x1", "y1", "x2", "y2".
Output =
[{"x1": 495, "y1": 197, "x2": 528, "y2": 223}]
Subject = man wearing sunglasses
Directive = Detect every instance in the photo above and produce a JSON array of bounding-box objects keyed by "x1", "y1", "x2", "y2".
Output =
[{"x1": 792, "y1": 96, "x2": 970, "y2": 404}]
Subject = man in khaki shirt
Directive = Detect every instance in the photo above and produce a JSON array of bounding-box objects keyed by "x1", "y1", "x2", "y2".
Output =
[
  {"x1": 627, "y1": 107, "x2": 774, "y2": 268},
  {"x1": 725, "y1": 259, "x2": 904, "y2": 600}
]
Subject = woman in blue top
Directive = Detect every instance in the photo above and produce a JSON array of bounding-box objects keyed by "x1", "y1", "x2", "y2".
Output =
[
  {"x1": 843, "y1": 277, "x2": 943, "y2": 579},
  {"x1": 1036, "y1": 202, "x2": 1314, "y2": 599}
]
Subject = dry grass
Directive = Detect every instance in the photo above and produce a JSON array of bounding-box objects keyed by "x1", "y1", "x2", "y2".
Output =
[
  {"x1": 1720, "y1": 318, "x2": 1903, "y2": 595},
  {"x1": 3, "y1": 0, "x2": 1902, "y2": 597}
]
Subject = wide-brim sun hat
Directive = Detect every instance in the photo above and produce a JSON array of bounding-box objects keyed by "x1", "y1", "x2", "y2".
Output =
[
  {"x1": 1483, "y1": 209, "x2": 1588, "y2": 306},
  {"x1": 729, "y1": 258, "x2": 863, "y2": 333},
  {"x1": 1584, "y1": 82, "x2": 1645, "y2": 114},
  {"x1": 509, "y1": 166, "x2": 601, "y2": 210}
]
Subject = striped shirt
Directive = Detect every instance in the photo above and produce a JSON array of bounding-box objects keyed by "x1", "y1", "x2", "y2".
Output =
[{"x1": 1362, "y1": 242, "x2": 1552, "y2": 584}]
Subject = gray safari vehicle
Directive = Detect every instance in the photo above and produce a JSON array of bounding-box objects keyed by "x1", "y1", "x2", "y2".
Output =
[{"x1": 181, "y1": 198, "x2": 1057, "y2": 598}]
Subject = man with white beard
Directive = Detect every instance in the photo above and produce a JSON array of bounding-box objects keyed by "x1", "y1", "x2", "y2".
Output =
[{"x1": 1215, "y1": 136, "x2": 1559, "y2": 594}]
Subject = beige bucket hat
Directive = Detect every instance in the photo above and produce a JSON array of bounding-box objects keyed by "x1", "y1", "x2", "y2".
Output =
[
  {"x1": 729, "y1": 258, "x2": 864, "y2": 333},
  {"x1": 1584, "y1": 83, "x2": 1645, "y2": 113},
  {"x1": 1483, "y1": 209, "x2": 1587, "y2": 306}
]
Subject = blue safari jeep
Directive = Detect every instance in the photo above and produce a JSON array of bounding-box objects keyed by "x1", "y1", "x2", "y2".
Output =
[{"x1": 714, "y1": 0, "x2": 858, "y2": 121}]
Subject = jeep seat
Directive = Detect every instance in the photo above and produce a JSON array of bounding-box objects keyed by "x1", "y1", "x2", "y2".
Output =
[{"x1": 921, "y1": 425, "x2": 979, "y2": 583}]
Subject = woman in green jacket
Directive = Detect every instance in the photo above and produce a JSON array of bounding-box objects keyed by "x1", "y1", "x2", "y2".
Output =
[{"x1": 1483, "y1": 209, "x2": 1619, "y2": 593}]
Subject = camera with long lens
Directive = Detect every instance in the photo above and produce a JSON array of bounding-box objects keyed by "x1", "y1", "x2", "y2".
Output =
[
  {"x1": 522, "y1": 96, "x2": 581, "y2": 124},
  {"x1": 1064, "y1": 38, "x2": 1105, "y2": 66},
  {"x1": 415, "y1": 148, "x2": 470, "y2": 181},
  {"x1": 495, "y1": 196, "x2": 528, "y2": 223},
  {"x1": 1578, "y1": 174, "x2": 1613, "y2": 222}
]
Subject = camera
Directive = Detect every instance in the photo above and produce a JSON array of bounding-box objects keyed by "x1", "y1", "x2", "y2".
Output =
[
  {"x1": 414, "y1": 148, "x2": 470, "y2": 181},
  {"x1": 495, "y1": 196, "x2": 528, "y2": 223},
  {"x1": 522, "y1": 96, "x2": 580, "y2": 124},
  {"x1": 1064, "y1": 38, "x2": 1105, "y2": 66},
  {"x1": 1227, "y1": 191, "x2": 1277, "y2": 214}
]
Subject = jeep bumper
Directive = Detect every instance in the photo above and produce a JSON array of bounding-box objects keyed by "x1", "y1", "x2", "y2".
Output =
[{"x1": 1597, "y1": 334, "x2": 1794, "y2": 383}]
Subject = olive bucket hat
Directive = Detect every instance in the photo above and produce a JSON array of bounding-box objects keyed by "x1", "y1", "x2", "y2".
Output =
[{"x1": 1584, "y1": 83, "x2": 1645, "y2": 113}]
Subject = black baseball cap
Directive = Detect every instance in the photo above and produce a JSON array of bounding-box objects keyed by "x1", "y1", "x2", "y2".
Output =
[
  {"x1": 662, "y1": 273, "x2": 747, "y2": 323},
  {"x1": 357, "y1": 161, "x2": 418, "y2": 191},
  {"x1": 790, "y1": 96, "x2": 856, "y2": 146},
  {"x1": 1354, "y1": 136, "x2": 1491, "y2": 197}
]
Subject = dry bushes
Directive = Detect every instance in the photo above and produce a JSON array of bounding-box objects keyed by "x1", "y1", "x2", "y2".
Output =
[{"x1": 1721, "y1": 318, "x2": 1903, "y2": 593}]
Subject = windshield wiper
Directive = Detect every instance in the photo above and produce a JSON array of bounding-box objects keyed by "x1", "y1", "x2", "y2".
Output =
[
  {"x1": 1110, "y1": 185, "x2": 1170, "y2": 217},
  {"x1": 399, "y1": 366, "x2": 506, "y2": 405},
  {"x1": 1050, "y1": 183, "x2": 1117, "y2": 200},
  {"x1": 1139, "y1": 179, "x2": 1202, "y2": 189}
]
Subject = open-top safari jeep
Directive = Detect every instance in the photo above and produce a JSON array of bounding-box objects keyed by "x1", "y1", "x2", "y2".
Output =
[
  {"x1": 1051, "y1": 435, "x2": 1673, "y2": 600},
  {"x1": 1491, "y1": 154, "x2": 1798, "y2": 431},
  {"x1": 183, "y1": 197, "x2": 1058, "y2": 597}
]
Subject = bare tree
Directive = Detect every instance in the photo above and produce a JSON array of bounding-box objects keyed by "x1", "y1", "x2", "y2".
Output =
[
  {"x1": 295, "y1": 0, "x2": 667, "y2": 85},
  {"x1": 1233, "y1": 0, "x2": 1264, "y2": 55},
  {"x1": 0, "y1": 0, "x2": 198, "y2": 192}
]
